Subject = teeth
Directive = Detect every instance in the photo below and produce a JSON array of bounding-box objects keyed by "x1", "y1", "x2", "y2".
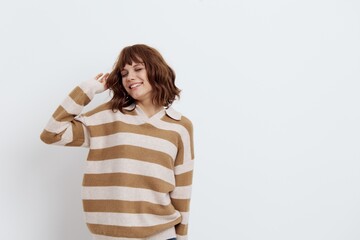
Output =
[{"x1": 130, "y1": 83, "x2": 142, "y2": 89}]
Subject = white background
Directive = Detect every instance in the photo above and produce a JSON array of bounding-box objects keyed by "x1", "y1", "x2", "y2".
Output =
[{"x1": 1, "y1": 0, "x2": 360, "y2": 239}]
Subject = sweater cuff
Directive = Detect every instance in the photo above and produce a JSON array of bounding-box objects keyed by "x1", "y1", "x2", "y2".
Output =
[{"x1": 79, "y1": 79, "x2": 106, "y2": 99}]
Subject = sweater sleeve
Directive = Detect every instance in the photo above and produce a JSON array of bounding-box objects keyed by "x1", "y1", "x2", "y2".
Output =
[
  {"x1": 40, "y1": 79, "x2": 105, "y2": 147},
  {"x1": 170, "y1": 120, "x2": 195, "y2": 240}
]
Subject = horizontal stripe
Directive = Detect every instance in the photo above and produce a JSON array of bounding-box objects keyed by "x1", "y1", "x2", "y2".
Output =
[
  {"x1": 44, "y1": 117, "x2": 69, "y2": 133},
  {"x1": 87, "y1": 121, "x2": 178, "y2": 147},
  {"x1": 42, "y1": 116, "x2": 88, "y2": 146},
  {"x1": 83, "y1": 173, "x2": 174, "y2": 193},
  {"x1": 69, "y1": 86, "x2": 91, "y2": 106},
  {"x1": 170, "y1": 186, "x2": 192, "y2": 199},
  {"x1": 174, "y1": 160, "x2": 194, "y2": 175},
  {"x1": 87, "y1": 218, "x2": 181, "y2": 238},
  {"x1": 82, "y1": 186, "x2": 171, "y2": 205},
  {"x1": 162, "y1": 115, "x2": 193, "y2": 140},
  {"x1": 84, "y1": 158, "x2": 175, "y2": 185},
  {"x1": 150, "y1": 119, "x2": 192, "y2": 165},
  {"x1": 87, "y1": 145, "x2": 173, "y2": 169},
  {"x1": 83, "y1": 102, "x2": 113, "y2": 117},
  {"x1": 147, "y1": 226, "x2": 176, "y2": 240},
  {"x1": 175, "y1": 223, "x2": 188, "y2": 236},
  {"x1": 175, "y1": 171, "x2": 193, "y2": 186},
  {"x1": 84, "y1": 109, "x2": 141, "y2": 126},
  {"x1": 41, "y1": 126, "x2": 74, "y2": 145},
  {"x1": 162, "y1": 115, "x2": 194, "y2": 160},
  {"x1": 85, "y1": 211, "x2": 180, "y2": 227},
  {"x1": 83, "y1": 200, "x2": 175, "y2": 215},
  {"x1": 54, "y1": 126, "x2": 73, "y2": 145},
  {"x1": 52, "y1": 105, "x2": 75, "y2": 122},
  {"x1": 60, "y1": 95, "x2": 84, "y2": 116},
  {"x1": 179, "y1": 212, "x2": 189, "y2": 225},
  {"x1": 170, "y1": 199, "x2": 190, "y2": 212},
  {"x1": 65, "y1": 119, "x2": 85, "y2": 146},
  {"x1": 40, "y1": 129, "x2": 66, "y2": 144},
  {"x1": 92, "y1": 226, "x2": 176, "y2": 240},
  {"x1": 90, "y1": 132, "x2": 177, "y2": 160}
]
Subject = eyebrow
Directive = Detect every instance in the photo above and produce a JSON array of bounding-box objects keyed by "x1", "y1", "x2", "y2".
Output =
[{"x1": 121, "y1": 63, "x2": 144, "y2": 71}]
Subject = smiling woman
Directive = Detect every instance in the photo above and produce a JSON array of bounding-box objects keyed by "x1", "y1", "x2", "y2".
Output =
[
  {"x1": 106, "y1": 44, "x2": 181, "y2": 118},
  {"x1": 121, "y1": 62, "x2": 153, "y2": 105},
  {"x1": 40, "y1": 44, "x2": 195, "y2": 240}
]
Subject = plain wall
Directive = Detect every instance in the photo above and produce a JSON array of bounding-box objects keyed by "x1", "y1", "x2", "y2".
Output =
[{"x1": 1, "y1": 0, "x2": 360, "y2": 239}]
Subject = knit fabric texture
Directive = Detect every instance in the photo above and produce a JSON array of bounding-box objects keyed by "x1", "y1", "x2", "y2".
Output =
[{"x1": 40, "y1": 79, "x2": 194, "y2": 240}]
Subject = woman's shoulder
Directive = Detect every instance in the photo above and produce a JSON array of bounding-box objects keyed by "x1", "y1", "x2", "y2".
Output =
[
  {"x1": 179, "y1": 115, "x2": 194, "y2": 132},
  {"x1": 165, "y1": 107, "x2": 193, "y2": 131}
]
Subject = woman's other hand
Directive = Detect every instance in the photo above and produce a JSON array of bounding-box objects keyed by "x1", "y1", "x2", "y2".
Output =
[{"x1": 95, "y1": 73, "x2": 109, "y2": 90}]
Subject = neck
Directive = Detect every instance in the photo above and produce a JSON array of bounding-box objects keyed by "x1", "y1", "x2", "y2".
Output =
[{"x1": 136, "y1": 100, "x2": 163, "y2": 118}]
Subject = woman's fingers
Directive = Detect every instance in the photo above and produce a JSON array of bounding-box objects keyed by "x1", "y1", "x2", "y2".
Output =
[
  {"x1": 97, "y1": 73, "x2": 109, "y2": 90},
  {"x1": 99, "y1": 73, "x2": 109, "y2": 82},
  {"x1": 95, "y1": 73, "x2": 103, "y2": 80},
  {"x1": 94, "y1": 72, "x2": 109, "y2": 83},
  {"x1": 94, "y1": 73, "x2": 109, "y2": 90}
]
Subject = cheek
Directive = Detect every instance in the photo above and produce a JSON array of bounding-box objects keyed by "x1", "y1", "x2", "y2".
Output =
[
  {"x1": 144, "y1": 80, "x2": 152, "y2": 91},
  {"x1": 142, "y1": 75, "x2": 151, "y2": 87}
]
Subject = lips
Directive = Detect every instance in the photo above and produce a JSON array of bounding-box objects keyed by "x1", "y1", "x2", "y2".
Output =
[{"x1": 129, "y1": 82, "x2": 143, "y2": 89}]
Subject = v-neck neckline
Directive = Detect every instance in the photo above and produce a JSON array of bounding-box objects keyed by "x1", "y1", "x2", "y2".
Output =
[{"x1": 134, "y1": 105, "x2": 166, "y2": 123}]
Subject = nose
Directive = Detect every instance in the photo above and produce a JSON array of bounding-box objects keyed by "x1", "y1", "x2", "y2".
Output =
[{"x1": 126, "y1": 69, "x2": 136, "y2": 81}]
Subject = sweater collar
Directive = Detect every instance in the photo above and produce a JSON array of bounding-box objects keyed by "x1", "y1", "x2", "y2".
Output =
[{"x1": 123, "y1": 103, "x2": 182, "y2": 121}]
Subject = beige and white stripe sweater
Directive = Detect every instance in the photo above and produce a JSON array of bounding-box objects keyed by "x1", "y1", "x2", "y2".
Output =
[{"x1": 40, "y1": 79, "x2": 195, "y2": 240}]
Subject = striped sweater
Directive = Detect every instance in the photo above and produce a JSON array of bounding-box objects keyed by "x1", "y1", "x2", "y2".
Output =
[{"x1": 40, "y1": 79, "x2": 195, "y2": 240}]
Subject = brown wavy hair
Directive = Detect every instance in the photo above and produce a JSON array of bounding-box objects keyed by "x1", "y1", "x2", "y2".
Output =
[{"x1": 106, "y1": 44, "x2": 181, "y2": 113}]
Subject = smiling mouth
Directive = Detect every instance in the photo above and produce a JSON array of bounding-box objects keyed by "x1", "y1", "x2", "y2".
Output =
[{"x1": 129, "y1": 83, "x2": 143, "y2": 89}]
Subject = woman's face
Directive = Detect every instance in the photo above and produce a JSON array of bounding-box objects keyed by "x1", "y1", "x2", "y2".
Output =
[{"x1": 121, "y1": 61, "x2": 153, "y2": 103}]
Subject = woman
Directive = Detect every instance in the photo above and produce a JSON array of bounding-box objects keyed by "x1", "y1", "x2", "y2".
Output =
[{"x1": 40, "y1": 44, "x2": 195, "y2": 240}]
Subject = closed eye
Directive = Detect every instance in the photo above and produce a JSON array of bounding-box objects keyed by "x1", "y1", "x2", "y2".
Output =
[{"x1": 121, "y1": 71, "x2": 128, "y2": 77}]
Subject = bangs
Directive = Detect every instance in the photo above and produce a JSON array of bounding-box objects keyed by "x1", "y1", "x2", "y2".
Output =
[{"x1": 119, "y1": 46, "x2": 144, "y2": 69}]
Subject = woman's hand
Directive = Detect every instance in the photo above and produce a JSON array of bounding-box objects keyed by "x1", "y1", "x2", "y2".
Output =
[{"x1": 95, "y1": 73, "x2": 109, "y2": 90}]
